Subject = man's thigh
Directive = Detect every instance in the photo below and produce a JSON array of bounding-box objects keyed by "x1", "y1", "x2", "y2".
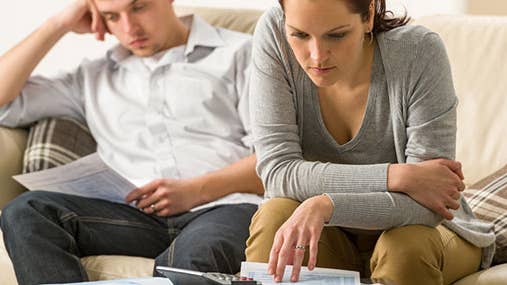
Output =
[
  {"x1": 2, "y1": 191, "x2": 171, "y2": 258},
  {"x1": 167, "y1": 203, "x2": 257, "y2": 273}
]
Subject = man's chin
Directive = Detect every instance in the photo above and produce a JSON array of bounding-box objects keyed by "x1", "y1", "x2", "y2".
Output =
[{"x1": 130, "y1": 49, "x2": 156, "y2": 57}]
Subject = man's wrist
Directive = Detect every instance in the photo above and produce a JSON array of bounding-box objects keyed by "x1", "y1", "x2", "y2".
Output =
[
  {"x1": 45, "y1": 16, "x2": 71, "y2": 37},
  {"x1": 186, "y1": 176, "x2": 209, "y2": 205}
]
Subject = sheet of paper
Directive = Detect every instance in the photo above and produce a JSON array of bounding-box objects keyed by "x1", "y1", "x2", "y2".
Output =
[
  {"x1": 241, "y1": 262, "x2": 360, "y2": 285},
  {"x1": 13, "y1": 153, "x2": 137, "y2": 204},
  {"x1": 43, "y1": 277, "x2": 173, "y2": 285}
]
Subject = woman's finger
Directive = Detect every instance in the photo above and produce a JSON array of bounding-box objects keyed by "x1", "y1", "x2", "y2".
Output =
[
  {"x1": 275, "y1": 234, "x2": 294, "y2": 282},
  {"x1": 268, "y1": 232, "x2": 283, "y2": 275},
  {"x1": 446, "y1": 198, "x2": 460, "y2": 211},
  {"x1": 290, "y1": 238, "x2": 307, "y2": 282},
  {"x1": 308, "y1": 234, "x2": 320, "y2": 270},
  {"x1": 438, "y1": 204, "x2": 454, "y2": 220}
]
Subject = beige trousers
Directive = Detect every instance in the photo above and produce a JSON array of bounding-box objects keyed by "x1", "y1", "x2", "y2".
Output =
[{"x1": 246, "y1": 198, "x2": 482, "y2": 285}]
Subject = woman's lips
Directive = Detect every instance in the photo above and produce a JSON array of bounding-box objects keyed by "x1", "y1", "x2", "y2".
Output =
[{"x1": 309, "y1": 66, "x2": 336, "y2": 75}]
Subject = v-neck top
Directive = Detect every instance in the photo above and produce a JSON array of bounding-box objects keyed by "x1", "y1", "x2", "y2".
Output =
[{"x1": 303, "y1": 42, "x2": 397, "y2": 165}]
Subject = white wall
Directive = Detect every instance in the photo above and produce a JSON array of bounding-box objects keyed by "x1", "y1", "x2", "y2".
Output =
[{"x1": 0, "y1": 0, "x2": 466, "y2": 76}]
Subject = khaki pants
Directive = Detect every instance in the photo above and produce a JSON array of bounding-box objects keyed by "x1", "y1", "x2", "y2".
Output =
[{"x1": 246, "y1": 198, "x2": 482, "y2": 285}]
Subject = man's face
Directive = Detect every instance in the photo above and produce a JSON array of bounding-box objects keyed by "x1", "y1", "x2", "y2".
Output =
[{"x1": 96, "y1": 0, "x2": 179, "y2": 57}]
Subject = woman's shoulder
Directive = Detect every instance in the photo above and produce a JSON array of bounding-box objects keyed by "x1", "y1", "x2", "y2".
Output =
[
  {"x1": 255, "y1": 6, "x2": 285, "y2": 37},
  {"x1": 378, "y1": 24, "x2": 448, "y2": 74},
  {"x1": 379, "y1": 24, "x2": 445, "y2": 54}
]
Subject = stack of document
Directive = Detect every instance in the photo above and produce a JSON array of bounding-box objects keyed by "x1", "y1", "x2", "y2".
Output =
[{"x1": 241, "y1": 262, "x2": 360, "y2": 285}]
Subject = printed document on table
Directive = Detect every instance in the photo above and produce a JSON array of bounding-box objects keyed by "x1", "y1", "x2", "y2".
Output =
[
  {"x1": 13, "y1": 152, "x2": 136, "y2": 204},
  {"x1": 241, "y1": 261, "x2": 360, "y2": 285}
]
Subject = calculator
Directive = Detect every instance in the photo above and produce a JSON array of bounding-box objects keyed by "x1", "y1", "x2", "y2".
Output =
[{"x1": 156, "y1": 266, "x2": 261, "y2": 285}]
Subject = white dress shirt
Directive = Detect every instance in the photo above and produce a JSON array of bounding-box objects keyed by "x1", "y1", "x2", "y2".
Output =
[{"x1": 0, "y1": 15, "x2": 262, "y2": 210}]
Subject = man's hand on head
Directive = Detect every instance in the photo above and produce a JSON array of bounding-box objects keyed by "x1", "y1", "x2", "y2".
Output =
[
  {"x1": 51, "y1": 0, "x2": 107, "y2": 41},
  {"x1": 125, "y1": 178, "x2": 206, "y2": 217},
  {"x1": 87, "y1": 0, "x2": 107, "y2": 41}
]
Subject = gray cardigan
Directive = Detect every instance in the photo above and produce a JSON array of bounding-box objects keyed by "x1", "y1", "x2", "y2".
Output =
[{"x1": 250, "y1": 7, "x2": 495, "y2": 268}]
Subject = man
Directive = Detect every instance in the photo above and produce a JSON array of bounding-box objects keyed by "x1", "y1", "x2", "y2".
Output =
[{"x1": 0, "y1": 0, "x2": 263, "y2": 284}]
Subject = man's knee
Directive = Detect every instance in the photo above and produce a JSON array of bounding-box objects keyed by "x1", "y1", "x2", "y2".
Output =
[
  {"x1": 1, "y1": 191, "x2": 45, "y2": 230},
  {"x1": 245, "y1": 198, "x2": 300, "y2": 262},
  {"x1": 168, "y1": 234, "x2": 241, "y2": 273}
]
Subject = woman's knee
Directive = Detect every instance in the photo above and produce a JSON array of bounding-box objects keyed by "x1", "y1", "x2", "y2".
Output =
[
  {"x1": 371, "y1": 225, "x2": 444, "y2": 284},
  {"x1": 374, "y1": 225, "x2": 442, "y2": 258},
  {"x1": 246, "y1": 198, "x2": 301, "y2": 262}
]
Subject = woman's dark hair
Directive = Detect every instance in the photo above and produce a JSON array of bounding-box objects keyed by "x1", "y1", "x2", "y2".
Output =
[{"x1": 278, "y1": 0, "x2": 410, "y2": 34}]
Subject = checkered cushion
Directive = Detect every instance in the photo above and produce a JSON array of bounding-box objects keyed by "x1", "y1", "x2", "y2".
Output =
[
  {"x1": 23, "y1": 117, "x2": 97, "y2": 173},
  {"x1": 464, "y1": 164, "x2": 507, "y2": 264}
]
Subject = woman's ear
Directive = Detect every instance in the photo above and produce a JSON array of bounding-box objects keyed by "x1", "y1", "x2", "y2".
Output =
[{"x1": 367, "y1": 0, "x2": 375, "y2": 32}]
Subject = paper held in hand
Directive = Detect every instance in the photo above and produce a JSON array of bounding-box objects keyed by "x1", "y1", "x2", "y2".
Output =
[
  {"x1": 240, "y1": 261, "x2": 360, "y2": 285},
  {"x1": 13, "y1": 152, "x2": 136, "y2": 204}
]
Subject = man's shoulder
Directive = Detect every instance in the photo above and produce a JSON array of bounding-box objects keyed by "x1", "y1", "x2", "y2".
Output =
[{"x1": 215, "y1": 27, "x2": 252, "y2": 49}]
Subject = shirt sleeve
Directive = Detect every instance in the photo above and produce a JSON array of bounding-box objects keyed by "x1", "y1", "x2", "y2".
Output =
[
  {"x1": 250, "y1": 8, "x2": 388, "y2": 203},
  {"x1": 0, "y1": 67, "x2": 85, "y2": 128},
  {"x1": 235, "y1": 38, "x2": 254, "y2": 151}
]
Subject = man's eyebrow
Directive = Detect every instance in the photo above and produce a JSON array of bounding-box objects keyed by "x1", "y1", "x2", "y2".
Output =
[
  {"x1": 286, "y1": 24, "x2": 351, "y2": 33},
  {"x1": 100, "y1": 0, "x2": 139, "y2": 15}
]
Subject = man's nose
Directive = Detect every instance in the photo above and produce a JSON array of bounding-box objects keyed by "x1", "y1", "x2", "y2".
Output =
[{"x1": 120, "y1": 15, "x2": 138, "y2": 34}]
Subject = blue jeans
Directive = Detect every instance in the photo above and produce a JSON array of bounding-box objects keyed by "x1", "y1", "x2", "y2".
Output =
[{"x1": 0, "y1": 191, "x2": 257, "y2": 285}]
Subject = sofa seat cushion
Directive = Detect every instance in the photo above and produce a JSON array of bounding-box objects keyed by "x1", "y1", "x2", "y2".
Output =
[
  {"x1": 0, "y1": 227, "x2": 17, "y2": 285},
  {"x1": 453, "y1": 263, "x2": 507, "y2": 285},
  {"x1": 82, "y1": 255, "x2": 154, "y2": 281}
]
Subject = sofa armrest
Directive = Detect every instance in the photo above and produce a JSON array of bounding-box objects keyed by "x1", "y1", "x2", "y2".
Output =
[{"x1": 0, "y1": 127, "x2": 28, "y2": 209}]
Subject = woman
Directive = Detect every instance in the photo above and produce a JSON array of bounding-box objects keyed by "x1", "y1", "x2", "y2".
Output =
[{"x1": 246, "y1": 0, "x2": 495, "y2": 284}]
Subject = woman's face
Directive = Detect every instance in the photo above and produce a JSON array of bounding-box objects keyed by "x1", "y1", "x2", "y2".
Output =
[{"x1": 283, "y1": 0, "x2": 372, "y2": 87}]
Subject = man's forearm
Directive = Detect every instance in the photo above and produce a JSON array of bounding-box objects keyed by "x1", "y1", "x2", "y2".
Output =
[
  {"x1": 191, "y1": 154, "x2": 264, "y2": 205},
  {"x1": 0, "y1": 18, "x2": 68, "y2": 107}
]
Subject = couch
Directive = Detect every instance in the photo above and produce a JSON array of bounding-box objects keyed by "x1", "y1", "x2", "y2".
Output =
[{"x1": 1, "y1": 6, "x2": 507, "y2": 285}]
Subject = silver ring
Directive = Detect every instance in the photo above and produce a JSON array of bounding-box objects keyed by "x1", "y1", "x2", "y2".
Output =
[
  {"x1": 150, "y1": 204, "x2": 157, "y2": 211},
  {"x1": 294, "y1": 244, "x2": 306, "y2": 250}
]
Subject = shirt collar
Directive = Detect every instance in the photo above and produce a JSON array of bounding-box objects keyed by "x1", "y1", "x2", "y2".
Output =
[{"x1": 106, "y1": 14, "x2": 225, "y2": 65}]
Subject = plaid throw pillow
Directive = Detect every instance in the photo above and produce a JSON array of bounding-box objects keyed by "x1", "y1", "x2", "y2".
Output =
[
  {"x1": 23, "y1": 117, "x2": 97, "y2": 173},
  {"x1": 464, "y1": 164, "x2": 507, "y2": 264}
]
